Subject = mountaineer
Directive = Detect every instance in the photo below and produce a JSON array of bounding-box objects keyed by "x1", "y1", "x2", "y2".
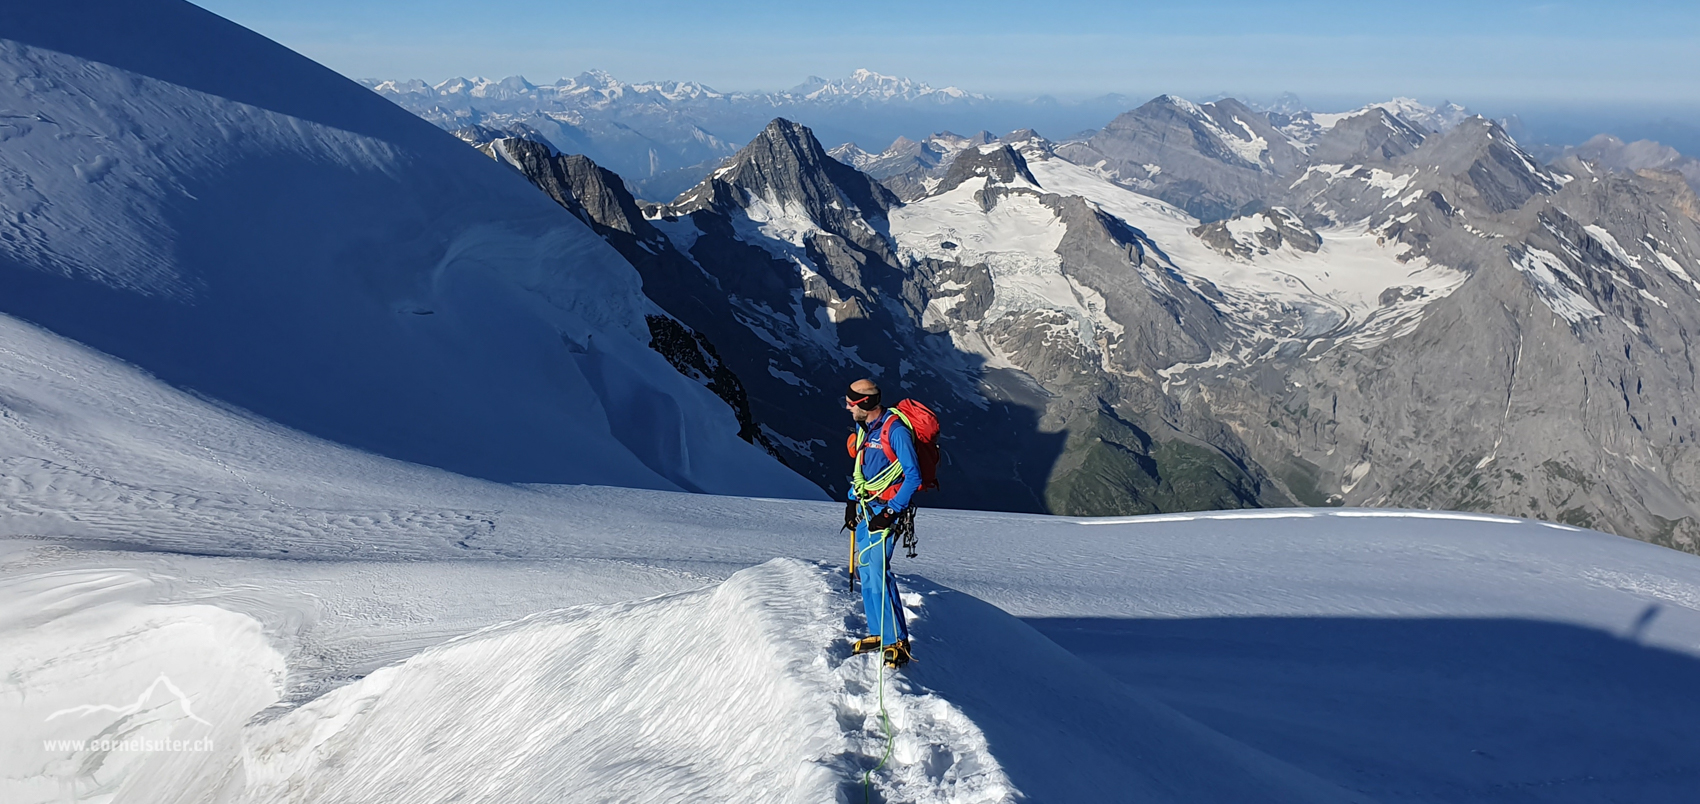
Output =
[{"x1": 843, "y1": 379, "x2": 939, "y2": 668}]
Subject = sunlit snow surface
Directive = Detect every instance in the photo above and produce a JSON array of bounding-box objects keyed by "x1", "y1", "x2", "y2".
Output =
[{"x1": 6, "y1": 309, "x2": 1700, "y2": 803}]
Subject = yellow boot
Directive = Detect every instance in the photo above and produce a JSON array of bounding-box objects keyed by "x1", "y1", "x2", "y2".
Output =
[
  {"x1": 882, "y1": 640, "x2": 912, "y2": 668},
  {"x1": 851, "y1": 636, "x2": 882, "y2": 655}
]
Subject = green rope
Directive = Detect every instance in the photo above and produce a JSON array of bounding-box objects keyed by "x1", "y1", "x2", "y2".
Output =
[
  {"x1": 859, "y1": 497, "x2": 897, "y2": 803},
  {"x1": 862, "y1": 658, "x2": 895, "y2": 803},
  {"x1": 851, "y1": 411, "x2": 911, "y2": 502}
]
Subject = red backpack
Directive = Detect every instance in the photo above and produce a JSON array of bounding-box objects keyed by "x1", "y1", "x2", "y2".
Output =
[{"x1": 845, "y1": 399, "x2": 942, "y2": 492}]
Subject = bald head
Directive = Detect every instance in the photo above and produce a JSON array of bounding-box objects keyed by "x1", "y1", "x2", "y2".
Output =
[{"x1": 850, "y1": 378, "x2": 880, "y2": 396}]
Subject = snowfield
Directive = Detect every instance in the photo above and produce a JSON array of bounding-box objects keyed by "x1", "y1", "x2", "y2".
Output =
[{"x1": 6, "y1": 307, "x2": 1700, "y2": 803}]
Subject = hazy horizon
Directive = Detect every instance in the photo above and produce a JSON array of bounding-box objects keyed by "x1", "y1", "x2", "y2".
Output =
[
  {"x1": 187, "y1": 0, "x2": 1700, "y2": 153},
  {"x1": 192, "y1": 0, "x2": 1698, "y2": 104}
]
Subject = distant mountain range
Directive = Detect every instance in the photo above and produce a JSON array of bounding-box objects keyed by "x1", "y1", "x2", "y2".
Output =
[{"x1": 361, "y1": 71, "x2": 1139, "y2": 199}]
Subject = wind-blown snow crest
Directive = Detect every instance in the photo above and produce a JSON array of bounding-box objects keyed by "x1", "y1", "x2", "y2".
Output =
[
  {"x1": 1, "y1": 565, "x2": 286, "y2": 804},
  {"x1": 237, "y1": 559, "x2": 1015, "y2": 804}
]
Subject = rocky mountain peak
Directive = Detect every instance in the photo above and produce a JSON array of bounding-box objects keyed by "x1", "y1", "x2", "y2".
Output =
[
  {"x1": 1307, "y1": 107, "x2": 1428, "y2": 165},
  {"x1": 667, "y1": 117, "x2": 897, "y2": 223},
  {"x1": 1265, "y1": 92, "x2": 1308, "y2": 115},
  {"x1": 887, "y1": 135, "x2": 921, "y2": 153},
  {"x1": 452, "y1": 122, "x2": 555, "y2": 152},
  {"x1": 1062, "y1": 94, "x2": 1303, "y2": 221},
  {"x1": 932, "y1": 143, "x2": 1041, "y2": 196},
  {"x1": 1401, "y1": 117, "x2": 1561, "y2": 214}
]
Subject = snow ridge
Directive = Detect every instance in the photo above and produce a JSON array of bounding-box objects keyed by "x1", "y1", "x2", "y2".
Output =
[{"x1": 237, "y1": 559, "x2": 1015, "y2": 804}]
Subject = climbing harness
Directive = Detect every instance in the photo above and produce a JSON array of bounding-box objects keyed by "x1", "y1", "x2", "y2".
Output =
[{"x1": 849, "y1": 412, "x2": 923, "y2": 558}]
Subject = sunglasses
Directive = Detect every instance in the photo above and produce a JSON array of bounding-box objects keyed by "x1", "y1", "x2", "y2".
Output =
[{"x1": 845, "y1": 389, "x2": 881, "y2": 411}]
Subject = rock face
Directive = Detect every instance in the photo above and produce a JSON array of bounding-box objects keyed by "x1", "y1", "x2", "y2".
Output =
[
  {"x1": 667, "y1": 119, "x2": 898, "y2": 234},
  {"x1": 1055, "y1": 96, "x2": 1306, "y2": 222},
  {"x1": 1171, "y1": 117, "x2": 1700, "y2": 553},
  {"x1": 465, "y1": 135, "x2": 779, "y2": 458},
  {"x1": 470, "y1": 104, "x2": 1700, "y2": 553},
  {"x1": 1305, "y1": 108, "x2": 1428, "y2": 166}
]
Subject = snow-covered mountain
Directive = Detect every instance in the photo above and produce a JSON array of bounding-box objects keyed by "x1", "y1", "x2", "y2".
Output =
[
  {"x1": 361, "y1": 69, "x2": 1137, "y2": 201},
  {"x1": 0, "y1": 1, "x2": 818, "y2": 500},
  {"x1": 786, "y1": 68, "x2": 986, "y2": 104},
  {"x1": 474, "y1": 98, "x2": 1700, "y2": 549},
  {"x1": 359, "y1": 68, "x2": 994, "y2": 196}
]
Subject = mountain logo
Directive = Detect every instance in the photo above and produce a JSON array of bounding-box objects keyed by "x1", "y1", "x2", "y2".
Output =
[{"x1": 45, "y1": 673, "x2": 212, "y2": 727}]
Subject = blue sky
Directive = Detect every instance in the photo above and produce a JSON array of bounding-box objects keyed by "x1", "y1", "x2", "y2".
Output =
[{"x1": 194, "y1": 1, "x2": 1700, "y2": 107}]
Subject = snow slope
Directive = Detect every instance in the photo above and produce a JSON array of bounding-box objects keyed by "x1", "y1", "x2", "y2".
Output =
[
  {"x1": 6, "y1": 303, "x2": 1700, "y2": 802},
  {"x1": 0, "y1": 2, "x2": 817, "y2": 499}
]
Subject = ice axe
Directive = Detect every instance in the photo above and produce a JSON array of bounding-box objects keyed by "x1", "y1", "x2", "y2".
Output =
[{"x1": 843, "y1": 521, "x2": 858, "y2": 592}]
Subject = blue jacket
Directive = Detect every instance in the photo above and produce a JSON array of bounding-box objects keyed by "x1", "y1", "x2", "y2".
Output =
[{"x1": 849, "y1": 409, "x2": 923, "y2": 512}]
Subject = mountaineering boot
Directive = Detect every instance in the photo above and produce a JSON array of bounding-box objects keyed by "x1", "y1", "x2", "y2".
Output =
[
  {"x1": 882, "y1": 640, "x2": 912, "y2": 669},
  {"x1": 851, "y1": 636, "x2": 883, "y2": 655}
]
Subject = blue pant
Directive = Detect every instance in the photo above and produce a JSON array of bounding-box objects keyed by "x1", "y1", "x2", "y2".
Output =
[{"x1": 856, "y1": 516, "x2": 909, "y2": 646}]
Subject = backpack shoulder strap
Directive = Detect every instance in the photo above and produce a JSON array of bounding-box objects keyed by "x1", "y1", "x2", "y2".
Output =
[{"x1": 879, "y1": 410, "x2": 910, "y2": 464}]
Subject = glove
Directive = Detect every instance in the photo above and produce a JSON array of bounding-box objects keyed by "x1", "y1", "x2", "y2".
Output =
[
  {"x1": 868, "y1": 507, "x2": 899, "y2": 533},
  {"x1": 844, "y1": 500, "x2": 859, "y2": 531}
]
